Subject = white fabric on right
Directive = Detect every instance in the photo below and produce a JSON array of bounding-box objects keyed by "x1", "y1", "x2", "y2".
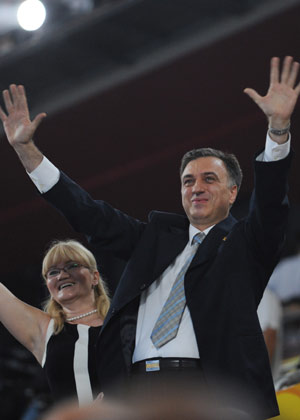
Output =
[
  {"x1": 257, "y1": 288, "x2": 283, "y2": 380},
  {"x1": 268, "y1": 254, "x2": 300, "y2": 303}
]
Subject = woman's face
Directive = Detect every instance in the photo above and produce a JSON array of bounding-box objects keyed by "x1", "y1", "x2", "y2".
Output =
[{"x1": 45, "y1": 260, "x2": 99, "y2": 306}]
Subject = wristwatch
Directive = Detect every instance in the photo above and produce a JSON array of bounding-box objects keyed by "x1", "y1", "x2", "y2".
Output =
[{"x1": 268, "y1": 124, "x2": 290, "y2": 136}]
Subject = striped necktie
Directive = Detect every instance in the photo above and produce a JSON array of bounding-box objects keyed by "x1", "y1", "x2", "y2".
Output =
[{"x1": 150, "y1": 232, "x2": 205, "y2": 349}]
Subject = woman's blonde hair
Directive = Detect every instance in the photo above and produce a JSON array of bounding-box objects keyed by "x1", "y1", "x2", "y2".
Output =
[{"x1": 42, "y1": 239, "x2": 110, "y2": 334}]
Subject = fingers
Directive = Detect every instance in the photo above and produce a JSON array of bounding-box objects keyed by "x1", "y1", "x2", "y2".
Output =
[
  {"x1": 2, "y1": 84, "x2": 27, "y2": 114},
  {"x1": 32, "y1": 112, "x2": 47, "y2": 130},
  {"x1": 270, "y1": 57, "x2": 280, "y2": 85},
  {"x1": 287, "y1": 61, "x2": 300, "y2": 87},
  {"x1": 8, "y1": 84, "x2": 18, "y2": 105},
  {"x1": 10, "y1": 84, "x2": 29, "y2": 113},
  {"x1": 243, "y1": 88, "x2": 262, "y2": 104},
  {"x1": 2, "y1": 87, "x2": 14, "y2": 113},
  {"x1": 0, "y1": 105, "x2": 7, "y2": 122},
  {"x1": 280, "y1": 56, "x2": 293, "y2": 84},
  {"x1": 96, "y1": 392, "x2": 104, "y2": 401},
  {"x1": 295, "y1": 81, "x2": 300, "y2": 96},
  {"x1": 272, "y1": 56, "x2": 300, "y2": 87},
  {"x1": 16, "y1": 84, "x2": 29, "y2": 112}
]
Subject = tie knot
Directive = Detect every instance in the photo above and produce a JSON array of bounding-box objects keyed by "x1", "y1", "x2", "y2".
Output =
[{"x1": 192, "y1": 232, "x2": 205, "y2": 245}]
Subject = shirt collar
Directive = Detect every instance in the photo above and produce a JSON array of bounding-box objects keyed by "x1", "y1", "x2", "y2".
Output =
[{"x1": 188, "y1": 224, "x2": 215, "y2": 245}]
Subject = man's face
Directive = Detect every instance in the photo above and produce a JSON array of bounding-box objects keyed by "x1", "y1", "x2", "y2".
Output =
[{"x1": 181, "y1": 156, "x2": 237, "y2": 230}]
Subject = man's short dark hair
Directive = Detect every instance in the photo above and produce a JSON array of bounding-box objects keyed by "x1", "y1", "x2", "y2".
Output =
[{"x1": 180, "y1": 148, "x2": 243, "y2": 191}]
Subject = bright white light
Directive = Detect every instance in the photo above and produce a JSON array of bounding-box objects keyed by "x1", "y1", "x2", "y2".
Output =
[{"x1": 17, "y1": 0, "x2": 46, "y2": 31}]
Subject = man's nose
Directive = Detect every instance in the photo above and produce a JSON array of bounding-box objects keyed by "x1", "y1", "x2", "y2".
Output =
[{"x1": 192, "y1": 178, "x2": 205, "y2": 193}]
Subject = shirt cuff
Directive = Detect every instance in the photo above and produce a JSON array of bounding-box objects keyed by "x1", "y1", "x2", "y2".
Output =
[
  {"x1": 27, "y1": 156, "x2": 60, "y2": 193},
  {"x1": 256, "y1": 132, "x2": 291, "y2": 162}
]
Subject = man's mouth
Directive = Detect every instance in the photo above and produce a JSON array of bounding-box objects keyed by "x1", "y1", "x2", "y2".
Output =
[
  {"x1": 59, "y1": 282, "x2": 75, "y2": 290},
  {"x1": 192, "y1": 198, "x2": 208, "y2": 203}
]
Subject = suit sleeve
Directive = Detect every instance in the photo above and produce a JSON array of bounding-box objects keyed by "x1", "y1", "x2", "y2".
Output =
[
  {"x1": 42, "y1": 171, "x2": 146, "y2": 261},
  {"x1": 245, "y1": 151, "x2": 292, "y2": 272}
]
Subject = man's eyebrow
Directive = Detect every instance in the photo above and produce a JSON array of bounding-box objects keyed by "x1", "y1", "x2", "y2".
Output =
[
  {"x1": 182, "y1": 171, "x2": 219, "y2": 178},
  {"x1": 203, "y1": 171, "x2": 221, "y2": 181},
  {"x1": 202, "y1": 171, "x2": 218, "y2": 177},
  {"x1": 182, "y1": 174, "x2": 194, "y2": 179}
]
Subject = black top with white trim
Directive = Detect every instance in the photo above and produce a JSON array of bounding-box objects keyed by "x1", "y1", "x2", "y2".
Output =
[{"x1": 42, "y1": 319, "x2": 101, "y2": 405}]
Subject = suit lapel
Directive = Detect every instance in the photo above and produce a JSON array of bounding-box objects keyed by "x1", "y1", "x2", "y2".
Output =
[
  {"x1": 189, "y1": 214, "x2": 237, "y2": 271},
  {"x1": 152, "y1": 228, "x2": 189, "y2": 280}
]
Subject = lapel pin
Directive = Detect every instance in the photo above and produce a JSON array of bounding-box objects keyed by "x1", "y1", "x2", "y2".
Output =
[{"x1": 222, "y1": 236, "x2": 227, "y2": 241}]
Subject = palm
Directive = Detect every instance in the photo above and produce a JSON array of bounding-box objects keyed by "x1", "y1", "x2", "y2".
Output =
[
  {"x1": 3, "y1": 108, "x2": 34, "y2": 145},
  {"x1": 258, "y1": 83, "x2": 299, "y2": 120}
]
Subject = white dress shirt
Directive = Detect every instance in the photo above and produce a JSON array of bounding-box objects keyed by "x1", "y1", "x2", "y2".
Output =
[
  {"x1": 133, "y1": 224, "x2": 213, "y2": 361},
  {"x1": 28, "y1": 134, "x2": 290, "y2": 361}
]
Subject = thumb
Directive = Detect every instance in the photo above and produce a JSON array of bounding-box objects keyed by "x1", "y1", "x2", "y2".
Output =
[
  {"x1": 96, "y1": 392, "x2": 104, "y2": 401},
  {"x1": 243, "y1": 88, "x2": 261, "y2": 104},
  {"x1": 32, "y1": 112, "x2": 47, "y2": 130}
]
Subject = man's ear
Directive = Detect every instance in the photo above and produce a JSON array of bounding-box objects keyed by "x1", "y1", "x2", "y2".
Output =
[{"x1": 229, "y1": 185, "x2": 238, "y2": 205}]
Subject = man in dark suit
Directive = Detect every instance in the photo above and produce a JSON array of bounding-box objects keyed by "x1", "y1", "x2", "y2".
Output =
[{"x1": 1, "y1": 56, "x2": 300, "y2": 418}]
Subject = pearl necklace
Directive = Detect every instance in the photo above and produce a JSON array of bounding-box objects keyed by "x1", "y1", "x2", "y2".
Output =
[{"x1": 66, "y1": 309, "x2": 98, "y2": 322}]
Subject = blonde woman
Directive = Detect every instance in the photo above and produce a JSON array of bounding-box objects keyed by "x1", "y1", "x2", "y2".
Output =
[{"x1": 0, "y1": 240, "x2": 110, "y2": 405}]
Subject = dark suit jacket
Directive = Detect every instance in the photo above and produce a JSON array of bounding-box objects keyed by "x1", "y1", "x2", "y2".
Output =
[{"x1": 43, "y1": 152, "x2": 291, "y2": 418}]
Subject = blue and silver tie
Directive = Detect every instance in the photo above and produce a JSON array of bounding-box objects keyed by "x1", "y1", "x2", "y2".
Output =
[{"x1": 150, "y1": 232, "x2": 205, "y2": 349}]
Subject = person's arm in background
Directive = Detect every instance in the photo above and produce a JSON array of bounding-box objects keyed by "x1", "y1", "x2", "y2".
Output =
[{"x1": 0, "y1": 282, "x2": 50, "y2": 364}]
